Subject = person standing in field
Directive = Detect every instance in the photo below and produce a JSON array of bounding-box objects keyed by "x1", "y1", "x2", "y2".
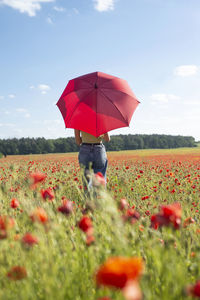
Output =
[{"x1": 74, "y1": 130, "x2": 110, "y2": 188}]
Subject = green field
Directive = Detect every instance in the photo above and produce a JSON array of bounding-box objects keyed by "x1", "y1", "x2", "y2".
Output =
[{"x1": 0, "y1": 148, "x2": 200, "y2": 299}]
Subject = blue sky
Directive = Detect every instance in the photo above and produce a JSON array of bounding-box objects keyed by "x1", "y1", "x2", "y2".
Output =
[{"x1": 0, "y1": 0, "x2": 200, "y2": 140}]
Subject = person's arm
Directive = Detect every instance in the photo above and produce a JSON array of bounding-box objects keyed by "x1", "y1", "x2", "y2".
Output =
[
  {"x1": 74, "y1": 130, "x2": 82, "y2": 146},
  {"x1": 103, "y1": 133, "x2": 110, "y2": 142}
]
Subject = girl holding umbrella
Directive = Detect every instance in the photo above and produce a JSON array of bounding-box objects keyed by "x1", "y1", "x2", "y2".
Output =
[
  {"x1": 74, "y1": 130, "x2": 110, "y2": 187},
  {"x1": 57, "y1": 71, "x2": 139, "y2": 188}
]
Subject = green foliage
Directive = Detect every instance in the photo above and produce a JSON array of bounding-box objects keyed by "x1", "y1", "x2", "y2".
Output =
[
  {"x1": 0, "y1": 134, "x2": 196, "y2": 155},
  {"x1": 0, "y1": 151, "x2": 199, "y2": 299},
  {"x1": 195, "y1": 142, "x2": 200, "y2": 147},
  {"x1": 104, "y1": 134, "x2": 196, "y2": 151}
]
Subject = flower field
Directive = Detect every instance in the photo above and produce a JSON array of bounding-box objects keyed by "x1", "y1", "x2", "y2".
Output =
[{"x1": 0, "y1": 147, "x2": 200, "y2": 300}]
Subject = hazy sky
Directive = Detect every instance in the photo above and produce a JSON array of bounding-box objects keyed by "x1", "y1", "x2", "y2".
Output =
[{"x1": 0, "y1": 0, "x2": 200, "y2": 140}]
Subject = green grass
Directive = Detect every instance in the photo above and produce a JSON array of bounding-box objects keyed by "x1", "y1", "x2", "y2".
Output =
[{"x1": 0, "y1": 150, "x2": 199, "y2": 299}]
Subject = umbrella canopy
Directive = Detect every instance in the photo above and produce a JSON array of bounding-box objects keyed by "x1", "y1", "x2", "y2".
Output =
[{"x1": 56, "y1": 71, "x2": 140, "y2": 137}]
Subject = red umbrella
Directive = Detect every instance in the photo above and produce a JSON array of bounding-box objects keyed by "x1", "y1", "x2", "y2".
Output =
[{"x1": 56, "y1": 71, "x2": 140, "y2": 137}]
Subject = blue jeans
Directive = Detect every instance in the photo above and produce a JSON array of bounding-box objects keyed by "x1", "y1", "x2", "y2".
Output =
[{"x1": 78, "y1": 144, "x2": 108, "y2": 185}]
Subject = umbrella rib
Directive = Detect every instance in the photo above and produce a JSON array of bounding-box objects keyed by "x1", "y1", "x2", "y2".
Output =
[
  {"x1": 97, "y1": 76, "x2": 120, "y2": 88},
  {"x1": 60, "y1": 87, "x2": 92, "y2": 100},
  {"x1": 99, "y1": 90, "x2": 129, "y2": 126},
  {"x1": 100, "y1": 88, "x2": 140, "y2": 103},
  {"x1": 78, "y1": 78, "x2": 94, "y2": 87},
  {"x1": 65, "y1": 89, "x2": 94, "y2": 126}
]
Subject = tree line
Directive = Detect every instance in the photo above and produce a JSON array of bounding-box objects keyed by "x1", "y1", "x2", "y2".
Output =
[{"x1": 0, "y1": 134, "x2": 196, "y2": 156}]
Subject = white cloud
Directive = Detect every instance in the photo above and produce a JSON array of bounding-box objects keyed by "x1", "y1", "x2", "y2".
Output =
[
  {"x1": 41, "y1": 119, "x2": 64, "y2": 138},
  {"x1": 93, "y1": 0, "x2": 115, "y2": 12},
  {"x1": 73, "y1": 7, "x2": 79, "y2": 14},
  {"x1": 174, "y1": 65, "x2": 199, "y2": 77},
  {"x1": 150, "y1": 93, "x2": 180, "y2": 104},
  {"x1": 30, "y1": 83, "x2": 51, "y2": 94},
  {"x1": 16, "y1": 108, "x2": 27, "y2": 113},
  {"x1": 8, "y1": 94, "x2": 15, "y2": 98},
  {"x1": 53, "y1": 5, "x2": 65, "y2": 12},
  {"x1": 16, "y1": 108, "x2": 31, "y2": 118},
  {"x1": 184, "y1": 113, "x2": 200, "y2": 120},
  {"x1": 43, "y1": 119, "x2": 62, "y2": 125},
  {"x1": 162, "y1": 116, "x2": 181, "y2": 123},
  {"x1": 0, "y1": 96, "x2": 4, "y2": 100},
  {"x1": 184, "y1": 100, "x2": 200, "y2": 106},
  {"x1": 0, "y1": 0, "x2": 55, "y2": 17},
  {"x1": 25, "y1": 113, "x2": 31, "y2": 118},
  {"x1": 38, "y1": 84, "x2": 51, "y2": 94},
  {"x1": 0, "y1": 123, "x2": 15, "y2": 127},
  {"x1": 168, "y1": 94, "x2": 180, "y2": 101},
  {"x1": 4, "y1": 110, "x2": 11, "y2": 115},
  {"x1": 14, "y1": 128, "x2": 23, "y2": 134},
  {"x1": 46, "y1": 16, "x2": 53, "y2": 24}
]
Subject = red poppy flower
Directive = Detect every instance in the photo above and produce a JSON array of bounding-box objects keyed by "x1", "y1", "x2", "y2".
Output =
[
  {"x1": 93, "y1": 172, "x2": 106, "y2": 186},
  {"x1": 58, "y1": 200, "x2": 73, "y2": 215},
  {"x1": 187, "y1": 280, "x2": 200, "y2": 297},
  {"x1": 41, "y1": 188, "x2": 55, "y2": 201},
  {"x1": 7, "y1": 266, "x2": 27, "y2": 280},
  {"x1": 10, "y1": 198, "x2": 19, "y2": 209},
  {"x1": 29, "y1": 172, "x2": 47, "y2": 189},
  {"x1": 96, "y1": 257, "x2": 143, "y2": 289},
  {"x1": 123, "y1": 208, "x2": 140, "y2": 224},
  {"x1": 0, "y1": 216, "x2": 15, "y2": 239},
  {"x1": 119, "y1": 198, "x2": 129, "y2": 210},
  {"x1": 30, "y1": 208, "x2": 48, "y2": 224},
  {"x1": 86, "y1": 234, "x2": 95, "y2": 246},
  {"x1": 78, "y1": 216, "x2": 93, "y2": 233},
  {"x1": 151, "y1": 202, "x2": 181, "y2": 229},
  {"x1": 141, "y1": 196, "x2": 149, "y2": 200},
  {"x1": 21, "y1": 233, "x2": 38, "y2": 246},
  {"x1": 183, "y1": 217, "x2": 195, "y2": 228}
]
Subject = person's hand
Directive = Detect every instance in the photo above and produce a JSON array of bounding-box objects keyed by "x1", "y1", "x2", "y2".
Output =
[
  {"x1": 103, "y1": 133, "x2": 110, "y2": 142},
  {"x1": 74, "y1": 130, "x2": 82, "y2": 146}
]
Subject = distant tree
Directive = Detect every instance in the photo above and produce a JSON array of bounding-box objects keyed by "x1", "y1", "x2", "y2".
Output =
[
  {"x1": 122, "y1": 135, "x2": 138, "y2": 150},
  {"x1": 30, "y1": 139, "x2": 41, "y2": 154},
  {"x1": 36, "y1": 138, "x2": 48, "y2": 154},
  {"x1": 159, "y1": 136, "x2": 168, "y2": 149},
  {"x1": 46, "y1": 139, "x2": 55, "y2": 153},
  {"x1": 0, "y1": 134, "x2": 196, "y2": 155},
  {"x1": 105, "y1": 136, "x2": 124, "y2": 151},
  {"x1": 135, "y1": 135, "x2": 144, "y2": 149}
]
